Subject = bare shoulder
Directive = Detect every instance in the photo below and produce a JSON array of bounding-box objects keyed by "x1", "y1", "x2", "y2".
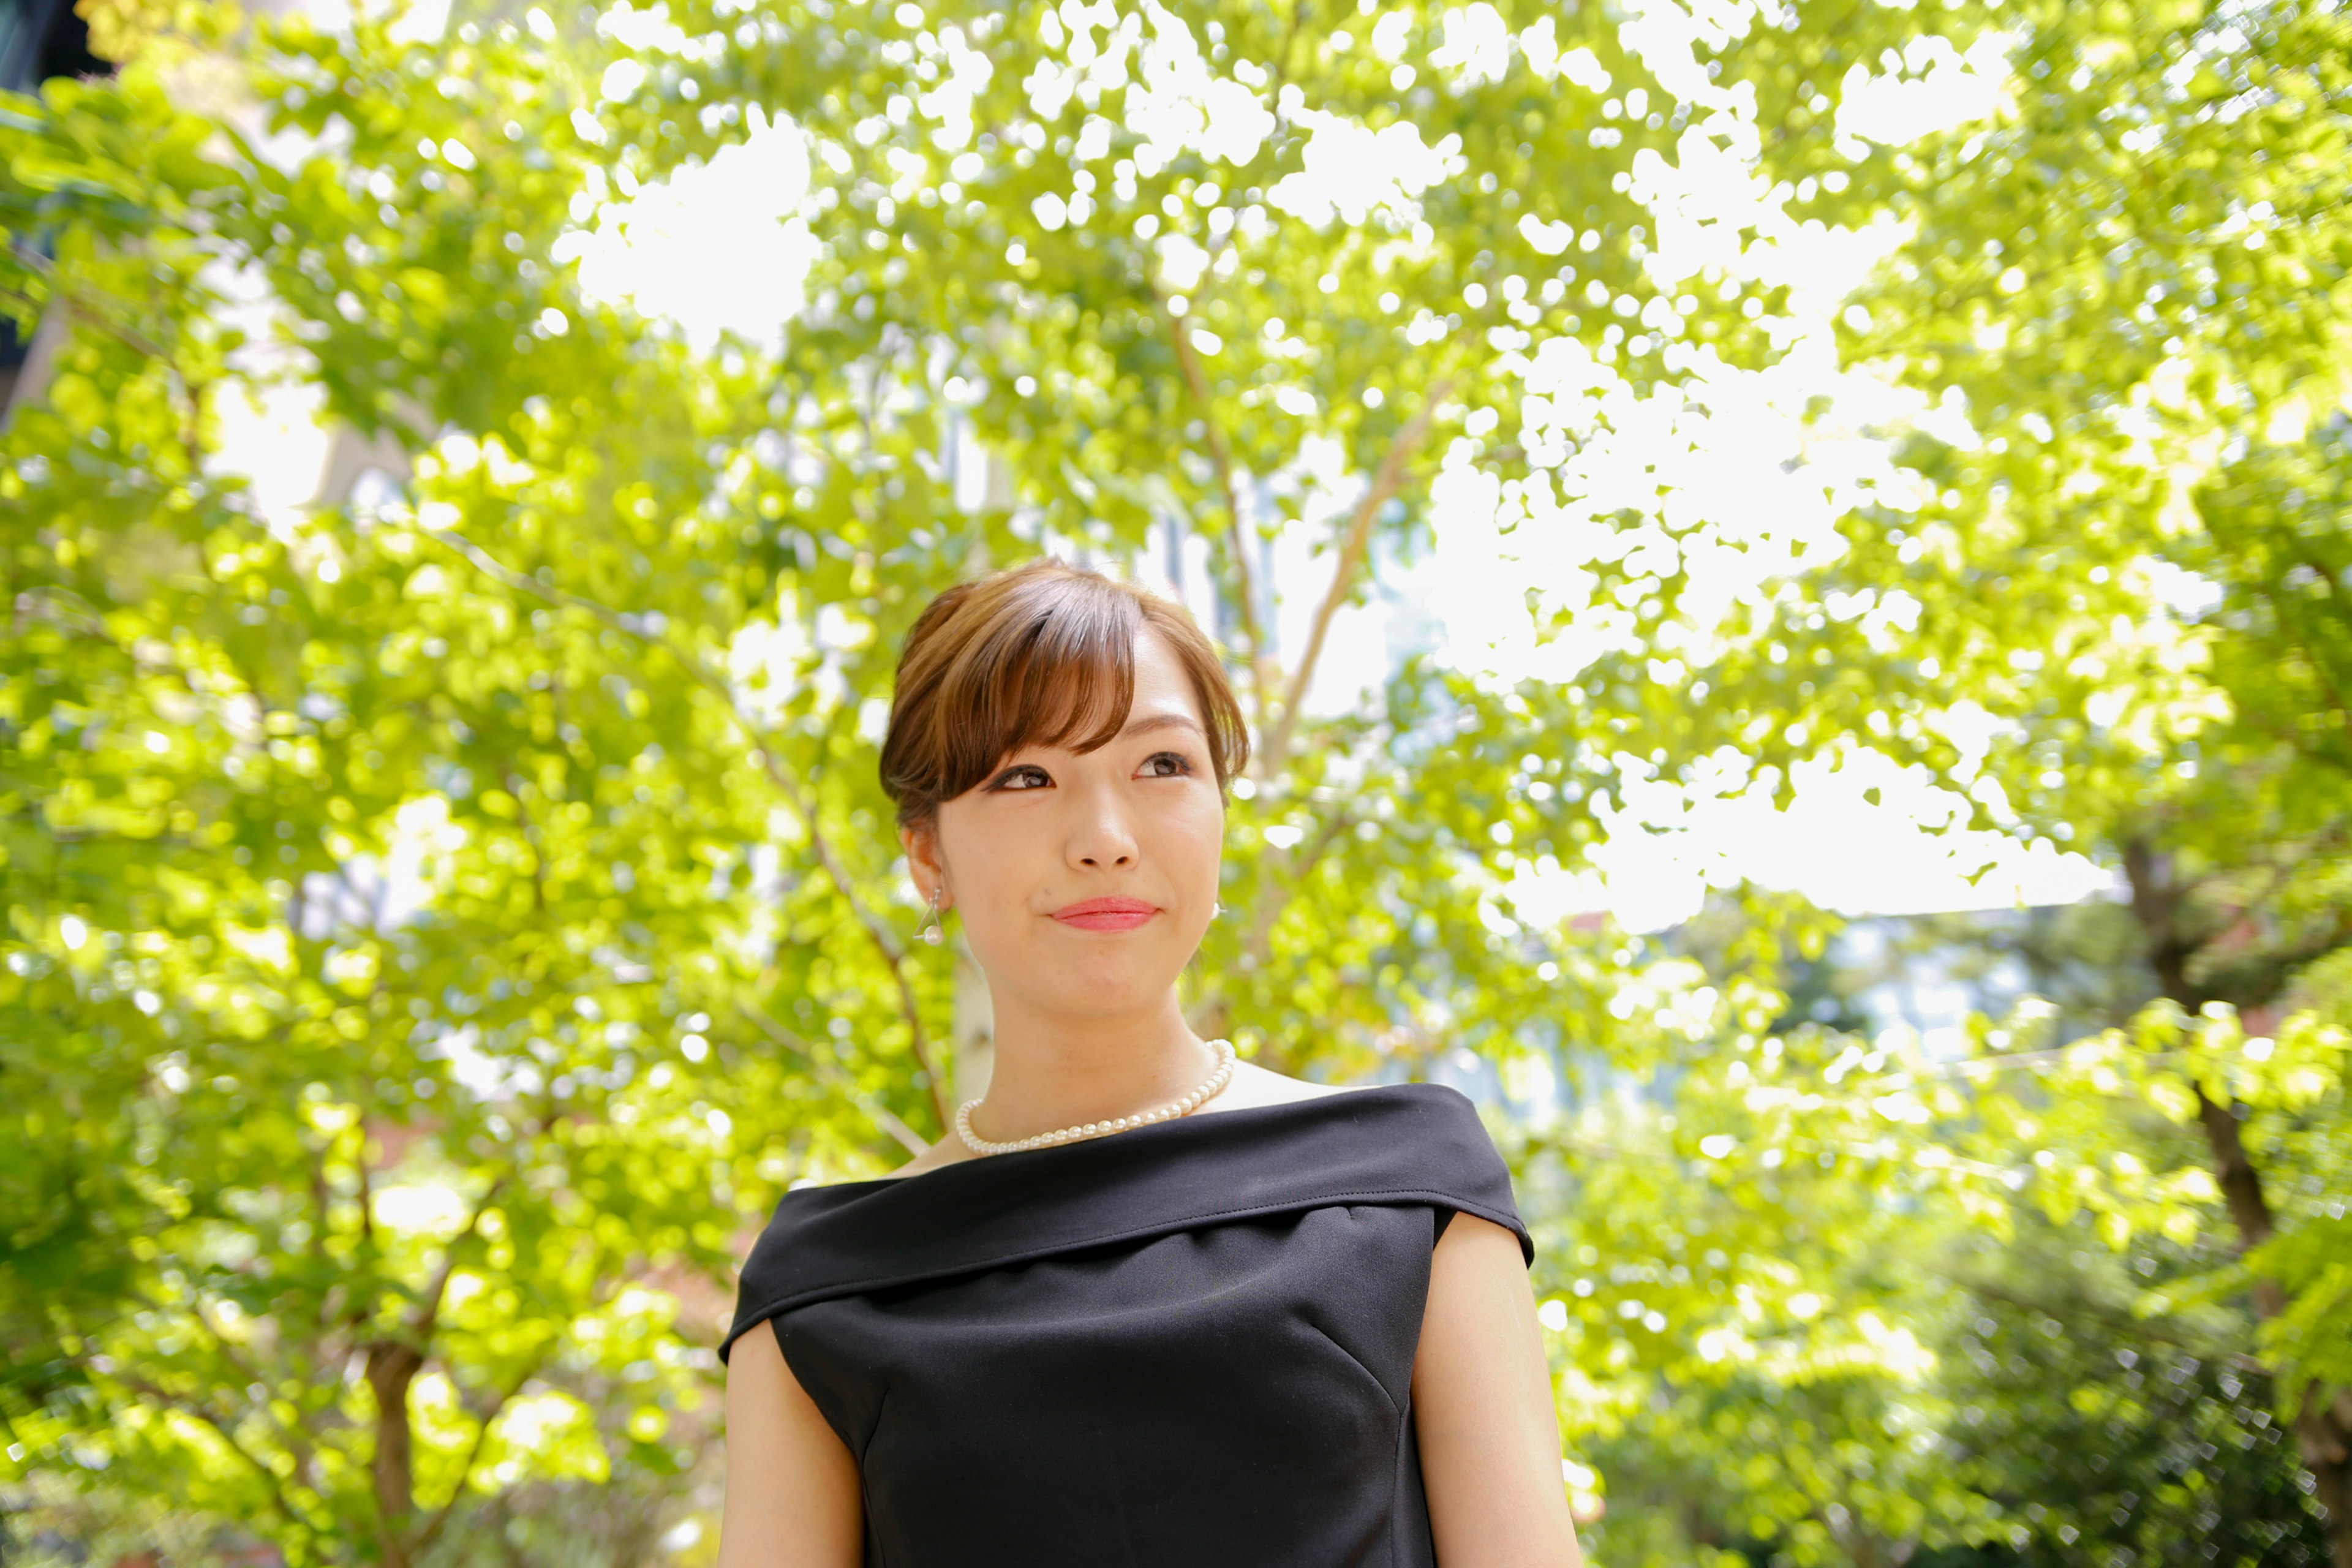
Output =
[
  {"x1": 1204, "y1": 1058, "x2": 1367, "y2": 1112},
  {"x1": 886, "y1": 1134, "x2": 978, "y2": 1180}
]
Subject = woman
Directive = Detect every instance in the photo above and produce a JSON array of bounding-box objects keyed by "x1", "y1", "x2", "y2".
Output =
[{"x1": 717, "y1": 557, "x2": 1582, "y2": 1567}]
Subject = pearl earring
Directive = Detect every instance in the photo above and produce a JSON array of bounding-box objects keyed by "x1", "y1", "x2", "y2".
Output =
[{"x1": 917, "y1": 888, "x2": 944, "y2": 946}]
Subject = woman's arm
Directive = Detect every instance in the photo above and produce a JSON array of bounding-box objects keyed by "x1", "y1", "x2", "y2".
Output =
[
  {"x1": 715, "y1": 1319, "x2": 864, "y2": 1568},
  {"x1": 1412, "y1": 1212, "x2": 1585, "y2": 1567}
]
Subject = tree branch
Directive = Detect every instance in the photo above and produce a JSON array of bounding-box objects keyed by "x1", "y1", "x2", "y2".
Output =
[
  {"x1": 1157, "y1": 290, "x2": 1269, "y2": 723},
  {"x1": 126, "y1": 1277, "x2": 322, "y2": 1498},
  {"x1": 737, "y1": 997, "x2": 930, "y2": 1156},
  {"x1": 408, "y1": 1356, "x2": 545, "y2": 1559},
  {"x1": 353, "y1": 1118, "x2": 375, "y2": 1253},
  {"x1": 356, "y1": 1169, "x2": 506, "y2": 1554},
  {"x1": 1233, "y1": 807, "x2": 1357, "y2": 973},
  {"x1": 410, "y1": 1173, "x2": 508, "y2": 1343},
  {"x1": 2, "y1": 250, "x2": 173, "y2": 363},
  {"x1": 1261, "y1": 380, "x2": 1454, "y2": 777},
  {"x1": 107, "y1": 1366, "x2": 325, "y2": 1539}
]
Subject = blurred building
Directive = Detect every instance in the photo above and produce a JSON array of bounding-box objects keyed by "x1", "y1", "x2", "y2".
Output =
[
  {"x1": 0, "y1": 0, "x2": 107, "y2": 409},
  {"x1": 0, "y1": 0, "x2": 103, "y2": 107}
]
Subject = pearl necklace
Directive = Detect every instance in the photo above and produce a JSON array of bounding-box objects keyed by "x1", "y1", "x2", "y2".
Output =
[{"x1": 954, "y1": 1038, "x2": 1239, "y2": 1156}]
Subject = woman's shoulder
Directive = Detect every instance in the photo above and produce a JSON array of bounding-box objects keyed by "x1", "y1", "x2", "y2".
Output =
[
  {"x1": 884, "y1": 1133, "x2": 971, "y2": 1180},
  {"x1": 1204, "y1": 1058, "x2": 1363, "y2": 1110}
]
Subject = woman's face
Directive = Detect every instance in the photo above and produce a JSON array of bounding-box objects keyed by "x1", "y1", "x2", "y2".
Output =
[{"x1": 911, "y1": 625, "x2": 1226, "y2": 1022}]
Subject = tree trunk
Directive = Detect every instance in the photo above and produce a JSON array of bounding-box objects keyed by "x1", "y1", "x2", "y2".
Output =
[
  {"x1": 366, "y1": 1340, "x2": 423, "y2": 1566},
  {"x1": 2125, "y1": 839, "x2": 2352, "y2": 1565},
  {"x1": 951, "y1": 927, "x2": 993, "y2": 1109},
  {"x1": 2305, "y1": 1389, "x2": 2352, "y2": 1568}
]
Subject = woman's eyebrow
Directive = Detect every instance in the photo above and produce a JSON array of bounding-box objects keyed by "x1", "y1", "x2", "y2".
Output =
[{"x1": 1117, "y1": 713, "x2": 1207, "y2": 741}]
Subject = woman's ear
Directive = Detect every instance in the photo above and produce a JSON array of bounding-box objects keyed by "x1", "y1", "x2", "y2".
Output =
[{"x1": 901, "y1": 820, "x2": 949, "y2": 907}]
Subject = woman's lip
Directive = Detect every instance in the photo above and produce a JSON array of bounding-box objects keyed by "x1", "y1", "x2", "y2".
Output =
[{"x1": 1050, "y1": 899, "x2": 1159, "y2": 931}]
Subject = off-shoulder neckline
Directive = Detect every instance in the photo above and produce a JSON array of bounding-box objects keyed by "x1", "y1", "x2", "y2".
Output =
[
  {"x1": 793, "y1": 1079, "x2": 1449, "y2": 1196},
  {"x1": 720, "y1": 1079, "x2": 1526, "y2": 1360}
]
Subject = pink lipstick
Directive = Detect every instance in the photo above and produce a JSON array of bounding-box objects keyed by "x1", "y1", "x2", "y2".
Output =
[{"x1": 1051, "y1": 895, "x2": 1159, "y2": 932}]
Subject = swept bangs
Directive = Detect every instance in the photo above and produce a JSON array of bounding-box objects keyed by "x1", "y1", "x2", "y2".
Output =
[{"x1": 879, "y1": 558, "x2": 1250, "y2": 833}]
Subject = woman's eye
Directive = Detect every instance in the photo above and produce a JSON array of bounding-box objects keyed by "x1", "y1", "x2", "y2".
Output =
[
  {"x1": 1143, "y1": 751, "x2": 1193, "y2": 777},
  {"x1": 997, "y1": 765, "x2": 1050, "y2": 790}
]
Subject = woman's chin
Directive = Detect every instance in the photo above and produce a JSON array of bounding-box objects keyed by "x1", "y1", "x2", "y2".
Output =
[
  {"x1": 967, "y1": 935, "x2": 1189, "y2": 1013},
  {"x1": 1041, "y1": 974, "x2": 1186, "y2": 1017}
]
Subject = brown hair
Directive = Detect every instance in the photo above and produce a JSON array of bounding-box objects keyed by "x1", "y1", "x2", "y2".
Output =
[{"x1": 879, "y1": 557, "x2": 1251, "y2": 834}]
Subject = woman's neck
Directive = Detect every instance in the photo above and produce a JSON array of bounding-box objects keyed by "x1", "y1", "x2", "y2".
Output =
[{"x1": 967, "y1": 997, "x2": 1219, "y2": 1145}]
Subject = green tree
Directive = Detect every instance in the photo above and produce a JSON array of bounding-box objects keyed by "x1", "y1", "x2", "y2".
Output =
[
  {"x1": 14, "y1": 0, "x2": 2348, "y2": 1562},
  {"x1": 1678, "y1": 0, "x2": 2352, "y2": 1551},
  {"x1": 0, "y1": 0, "x2": 1792, "y2": 1556},
  {"x1": 1934, "y1": 1219, "x2": 2331, "y2": 1567},
  {"x1": 1, "y1": 10, "x2": 866, "y2": 1560}
]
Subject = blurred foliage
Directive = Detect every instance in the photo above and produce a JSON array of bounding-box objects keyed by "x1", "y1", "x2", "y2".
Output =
[
  {"x1": 1934, "y1": 1222, "x2": 2328, "y2": 1567},
  {"x1": 1, "y1": 0, "x2": 2349, "y2": 1563},
  {"x1": 1722, "y1": 0, "x2": 2352, "y2": 1551}
]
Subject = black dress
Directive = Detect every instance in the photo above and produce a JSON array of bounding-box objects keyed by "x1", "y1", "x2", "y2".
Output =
[{"x1": 720, "y1": 1081, "x2": 1533, "y2": 1567}]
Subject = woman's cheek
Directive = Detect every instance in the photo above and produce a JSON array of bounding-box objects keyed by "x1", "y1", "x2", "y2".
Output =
[{"x1": 1197, "y1": 813, "x2": 1229, "y2": 870}]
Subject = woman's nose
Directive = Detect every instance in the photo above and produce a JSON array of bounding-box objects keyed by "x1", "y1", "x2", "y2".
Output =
[{"x1": 1070, "y1": 792, "x2": 1139, "y2": 867}]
